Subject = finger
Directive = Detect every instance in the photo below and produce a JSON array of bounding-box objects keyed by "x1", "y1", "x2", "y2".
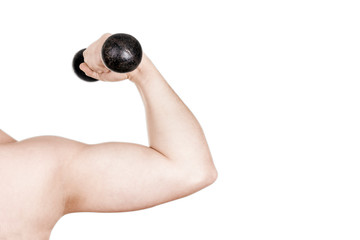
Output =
[
  {"x1": 80, "y1": 63, "x2": 128, "y2": 82},
  {"x1": 83, "y1": 58, "x2": 103, "y2": 73},
  {"x1": 83, "y1": 49, "x2": 109, "y2": 73},
  {"x1": 101, "y1": 71, "x2": 129, "y2": 82},
  {"x1": 79, "y1": 62, "x2": 92, "y2": 75},
  {"x1": 79, "y1": 63, "x2": 101, "y2": 80},
  {"x1": 99, "y1": 66, "x2": 111, "y2": 74},
  {"x1": 85, "y1": 61, "x2": 109, "y2": 74}
]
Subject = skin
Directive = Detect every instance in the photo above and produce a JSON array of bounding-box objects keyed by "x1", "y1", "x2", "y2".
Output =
[{"x1": 0, "y1": 33, "x2": 217, "y2": 240}]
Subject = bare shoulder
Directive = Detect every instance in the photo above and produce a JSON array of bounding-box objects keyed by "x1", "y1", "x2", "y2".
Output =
[
  {"x1": 0, "y1": 135, "x2": 86, "y2": 212},
  {"x1": 17, "y1": 135, "x2": 84, "y2": 147},
  {"x1": 0, "y1": 135, "x2": 86, "y2": 194},
  {"x1": 0, "y1": 135, "x2": 86, "y2": 235},
  {"x1": 0, "y1": 135, "x2": 85, "y2": 166},
  {"x1": 14, "y1": 135, "x2": 85, "y2": 160}
]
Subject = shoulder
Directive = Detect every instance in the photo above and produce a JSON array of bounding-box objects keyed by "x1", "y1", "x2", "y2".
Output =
[
  {"x1": 0, "y1": 136, "x2": 86, "y2": 218},
  {"x1": 3, "y1": 135, "x2": 86, "y2": 169},
  {"x1": 0, "y1": 130, "x2": 17, "y2": 144},
  {"x1": 16, "y1": 135, "x2": 85, "y2": 151}
]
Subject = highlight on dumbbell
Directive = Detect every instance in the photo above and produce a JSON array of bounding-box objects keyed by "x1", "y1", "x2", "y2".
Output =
[{"x1": 72, "y1": 33, "x2": 143, "y2": 82}]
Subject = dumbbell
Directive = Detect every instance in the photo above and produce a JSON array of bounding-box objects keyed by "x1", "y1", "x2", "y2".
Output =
[{"x1": 72, "y1": 33, "x2": 142, "y2": 82}]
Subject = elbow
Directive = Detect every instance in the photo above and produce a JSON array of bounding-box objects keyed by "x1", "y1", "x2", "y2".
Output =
[
  {"x1": 198, "y1": 155, "x2": 218, "y2": 187},
  {"x1": 202, "y1": 166, "x2": 218, "y2": 186},
  {"x1": 187, "y1": 164, "x2": 218, "y2": 191},
  {"x1": 173, "y1": 155, "x2": 217, "y2": 194}
]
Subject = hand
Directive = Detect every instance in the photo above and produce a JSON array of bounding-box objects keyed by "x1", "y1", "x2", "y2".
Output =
[{"x1": 80, "y1": 33, "x2": 137, "y2": 82}]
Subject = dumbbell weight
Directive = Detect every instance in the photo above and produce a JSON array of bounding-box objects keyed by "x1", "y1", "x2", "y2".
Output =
[{"x1": 72, "y1": 33, "x2": 142, "y2": 82}]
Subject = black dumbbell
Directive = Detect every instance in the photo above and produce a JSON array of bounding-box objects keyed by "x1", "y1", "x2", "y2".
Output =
[{"x1": 72, "y1": 33, "x2": 142, "y2": 82}]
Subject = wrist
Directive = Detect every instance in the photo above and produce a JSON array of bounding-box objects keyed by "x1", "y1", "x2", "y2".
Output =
[{"x1": 128, "y1": 54, "x2": 161, "y2": 86}]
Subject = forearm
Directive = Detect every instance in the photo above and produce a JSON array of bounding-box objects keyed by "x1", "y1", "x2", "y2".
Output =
[{"x1": 131, "y1": 55, "x2": 216, "y2": 173}]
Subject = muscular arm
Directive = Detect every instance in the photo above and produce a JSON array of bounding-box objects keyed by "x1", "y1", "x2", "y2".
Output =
[{"x1": 65, "y1": 37, "x2": 217, "y2": 213}]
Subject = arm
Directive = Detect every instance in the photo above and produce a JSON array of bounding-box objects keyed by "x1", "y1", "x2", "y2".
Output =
[
  {"x1": 65, "y1": 34, "x2": 217, "y2": 213},
  {"x1": 0, "y1": 130, "x2": 17, "y2": 144}
]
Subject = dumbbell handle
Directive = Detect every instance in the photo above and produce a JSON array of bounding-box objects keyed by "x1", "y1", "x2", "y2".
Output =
[{"x1": 72, "y1": 33, "x2": 142, "y2": 82}]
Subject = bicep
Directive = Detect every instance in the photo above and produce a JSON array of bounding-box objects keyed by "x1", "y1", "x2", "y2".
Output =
[{"x1": 65, "y1": 142, "x2": 191, "y2": 213}]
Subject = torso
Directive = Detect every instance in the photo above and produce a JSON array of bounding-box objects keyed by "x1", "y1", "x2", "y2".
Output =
[{"x1": 0, "y1": 132, "x2": 81, "y2": 240}]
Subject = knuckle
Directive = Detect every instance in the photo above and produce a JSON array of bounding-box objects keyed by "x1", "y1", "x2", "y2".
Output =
[{"x1": 102, "y1": 33, "x2": 112, "y2": 39}]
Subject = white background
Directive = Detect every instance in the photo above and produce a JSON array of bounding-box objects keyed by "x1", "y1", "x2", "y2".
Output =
[{"x1": 0, "y1": 0, "x2": 359, "y2": 239}]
